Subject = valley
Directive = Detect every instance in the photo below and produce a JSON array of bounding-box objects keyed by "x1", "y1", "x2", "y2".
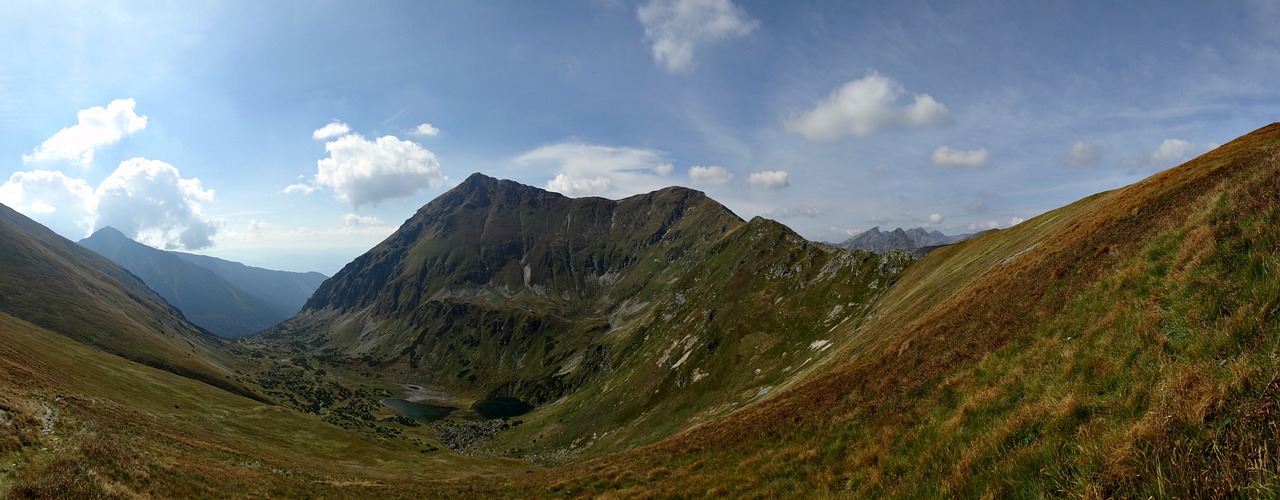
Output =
[{"x1": 2, "y1": 123, "x2": 1280, "y2": 497}]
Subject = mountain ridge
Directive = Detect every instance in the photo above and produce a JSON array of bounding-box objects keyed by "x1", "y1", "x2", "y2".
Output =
[{"x1": 79, "y1": 227, "x2": 310, "y2": 337}]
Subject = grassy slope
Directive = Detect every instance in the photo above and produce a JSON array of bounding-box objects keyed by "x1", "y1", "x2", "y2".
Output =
[
  {"x1": 465, "y1": 124, "x2": 1280, "y2": 497},
  {"x1": 0, "y1": 204, "x2": 254, "y2": 397},
  {"x1": 480, "y1": 217, "x2": 911, "y2": 462},
  {"x1": 0, "y1": 312, "x2": 526, "y2": 498}
]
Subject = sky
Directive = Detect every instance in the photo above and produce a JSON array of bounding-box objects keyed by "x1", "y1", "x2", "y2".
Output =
[{"x1": 2, "y1": 0, "x2": 1278, "y2": 274}]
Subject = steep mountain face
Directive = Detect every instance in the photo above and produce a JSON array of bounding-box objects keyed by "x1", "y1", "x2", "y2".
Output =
[
  {"x1": 263, "y1": 173, "x2": 909, "y2": 459},
  {"x1": 838, "y1": 226, "x2": 972, "y2": 254},
  {"x1": 79, "y1": 227, "x2": 300, "y2": 337},
  {"x1": 0, "y1": 204, "x2": 250, "y2": 397},
  {"x1": 172, "y1": 252, "x2": 327, "y2": 317}
]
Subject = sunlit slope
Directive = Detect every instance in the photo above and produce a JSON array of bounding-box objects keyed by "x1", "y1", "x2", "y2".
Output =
[
  {"x1": 0, "y1": 311, "x2": 525, "y2": 498},
  {"x1": 516, "y1": 123, "x2": 1280, "y2": 497},
  {"x1": 264, "y1": 173, "x2": 910, "y2": 463},
  {"x1": 481, "y1": 217, "x2": 909, "y2": 462},
  {"x1": 0, "y1": 203, "x2": 252, "y2": 396}
]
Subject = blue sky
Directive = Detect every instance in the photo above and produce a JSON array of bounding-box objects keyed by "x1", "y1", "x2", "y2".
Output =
[{"x1": 2, "y1": 0, "x2": 1278, "y2": 274}]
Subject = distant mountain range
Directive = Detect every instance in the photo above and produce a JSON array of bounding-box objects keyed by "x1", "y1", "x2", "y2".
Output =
[
  {"x1": 835, "y1": 226, "x2": 976, "y2": 254},
  {"x1": 79, "y1": 227, "x2": 327, "y2": 337}
]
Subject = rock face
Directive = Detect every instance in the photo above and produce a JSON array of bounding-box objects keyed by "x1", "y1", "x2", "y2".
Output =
[
  {"x1": 80, "y1": 227, "x2": 325, "y2": 337},
  {"x1": 262, "y1": 173, "x2": 911, "y2": 459}
]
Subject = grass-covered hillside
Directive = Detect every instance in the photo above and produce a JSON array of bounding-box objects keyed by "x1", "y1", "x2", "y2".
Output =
[
  {"x1": 503, "y1": 122, "x2": 1280, "y2": 497},
  {"x1": 4, "y1": 123, "x2": 1280, "y2": 497},
  {"x1": 262, "y1": 173, "x2": 913, "y2": 462},
  {"x1": 0, "y1": 204, "x2": 252, "y2": 397}
]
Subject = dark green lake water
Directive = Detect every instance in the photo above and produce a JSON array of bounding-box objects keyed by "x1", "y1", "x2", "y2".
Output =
[
  {"x1": 471, "y1": 397, "x2": 534, "y2": 419},
  {"x1": 380, "y1": 398, "x2": 456, "y2": 422}
]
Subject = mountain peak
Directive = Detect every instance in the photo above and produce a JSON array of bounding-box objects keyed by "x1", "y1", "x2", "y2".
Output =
[{"x1": 88, "y1": 226, "x2": 129, "y2": 239}]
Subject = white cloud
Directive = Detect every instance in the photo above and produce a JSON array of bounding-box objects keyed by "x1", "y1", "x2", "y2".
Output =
[
  {"x1": 2, "y1": 159, "x2": 221, "y2": 250},
  {"x1": 688, "y1": 165, "x2": 733, "y2": 185},
  {"x1": 95, "y1": 158, "x2": 220, "y2": 250},
  {"x1": 747, "y1": 170, "x2": 789, "y2": 189},
  {"x1": 636, "y1": 0, "x2": 759, "y2": 73},
  {"x1": 23, "y1": 98, "x2": 147, "y2": 168},
  {"x1": 784, "y1": 71, "x2": 951, "y2": 142},
  {"x1": 312, "y1": 122, "x2": 352, "y2": 140},
  {"x1": 928, "y1": 213, "x2": 944, "y2": 224},
  {"x1": 343, "y1": 213, "x2": 385, "y2": 226},
  {"x1": 1010, "y1": 217, "x2": 1026, "y2": 226},
  {"x1": 0, "y1": 170, "x2": 97, "y2": 237},
  {"x1": 1150, "y1": 138, "x2": 1196, "y2": 164},
  {"x1": 547, "y1": 174, "x2": 615, "y2": 197},
  {"x1": 515, "y1": 140, "x2": 672, "y2": 198},
  {"x1": 301, "y1": 124, "x2": 446, "y2": 208},
  {"x1": 1061, "y1": 140, "x2": 1101, "y2": 167},
  {"x1": 282, "y1": 183, "x2": 317, "y2": 195},
  {"x1": 410, "y1": 123, "x2": 440, "y2": 137},
  {"x1": 931, "y1": 146, "x2": 990, "y2": 168}
]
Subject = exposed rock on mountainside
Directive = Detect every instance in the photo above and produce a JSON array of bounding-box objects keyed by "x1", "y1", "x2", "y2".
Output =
[
  {"x1": 80, "y1": 227, "x2": 324, "y2": 337},
  {"x1": 263, "y1": 172, "x2": 909, "y2": 459}
]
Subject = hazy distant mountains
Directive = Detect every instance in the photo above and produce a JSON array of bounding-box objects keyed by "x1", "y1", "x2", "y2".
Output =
[
  {"x1": 836, "y1": 226, "x2": 974, "y2": 254},
  {"x1": 79, "y1": 227, "x2": 327, "y2": 337}
]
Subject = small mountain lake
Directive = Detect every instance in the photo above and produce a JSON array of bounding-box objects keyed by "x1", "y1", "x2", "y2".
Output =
[
  {"x1": 471, "y1": 397, "x2": 534, "y2": 419},
  {"x1": 380, "y1": 398, "x2": 456, "y2": 422}
]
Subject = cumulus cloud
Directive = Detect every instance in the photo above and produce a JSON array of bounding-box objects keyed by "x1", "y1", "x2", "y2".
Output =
[
  {"x1": 1150, "y1": 138, "x2": 1196, "y2": 165},
  {"x1": 515, "y1": 140, "x2": 672, "y2": 198},
  {"x1": 637, "y1": 0, "x2": 758, "y2": 73},
  {"x1": 931, "y1": 146, "x2": 990, "y2": 168},
  {"x1": 282, "y1": 183, "x2": 317, "y2": 195},
  {"x1": 312, "y1": 122, "x2": 352, "y2": 140},
  {"x1": 747, "y1": 170, "x2": 789, "y2": 189},
  {"x1": 1061, "y1": 140, "x2": 1101, "y2": 167},
  {"x1": 95, "y1": 158, "x2": 220, "y2": 250},
  {"x1": 343, "y1": 213, "x2": 385, "y2": 226},
  {"x1": 23, "y1": 98, "x2": 147, "y2": 168},
  {"x1": 1, "y1": 158, "x2": 222, "y2": 249},
  {"x1": 410, "y1": 123, "x2": 440, "y2": 137},
  {"x1": 0, "y1": 170, "x2": 96, "y2": 237},
  {"x1": 927, "y1": 213, "x2": 944, "y2": 224},
  {"x1": 688, "y1": 165, "x2": 733, "y2": 185},
  {"x1": 292, "y1": 122, "x2": 447, "y2": 208},
  {"x1": 784, "y1": 71, "x2": 951, "y2": 142},
  {"x1": 547, "y1": 175, "x2": 614, "y2": 196}
]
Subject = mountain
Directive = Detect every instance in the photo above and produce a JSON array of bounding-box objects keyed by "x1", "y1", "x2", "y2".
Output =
[
  {"x1": 523, "y1": 123, "x2": 1280, "y2": 497},
  {"x1": 262, "y1": 172, "x2": 909, "y2": 460},
  {"x1": 171, "y1": 252, "x2": 327, "y2": 317},
  {"x1": 0, "y1": 202, "x2": 251, "y2": 397},
  {"x1": 7, "y1": 123, "x2": 1280, "y2": 497},
  {"x1": 837, "y1": 226, "x2": 973, "y2": 254},
  {"x1": 79, "y1": 227, "x2": 324, "y2": 337}
]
